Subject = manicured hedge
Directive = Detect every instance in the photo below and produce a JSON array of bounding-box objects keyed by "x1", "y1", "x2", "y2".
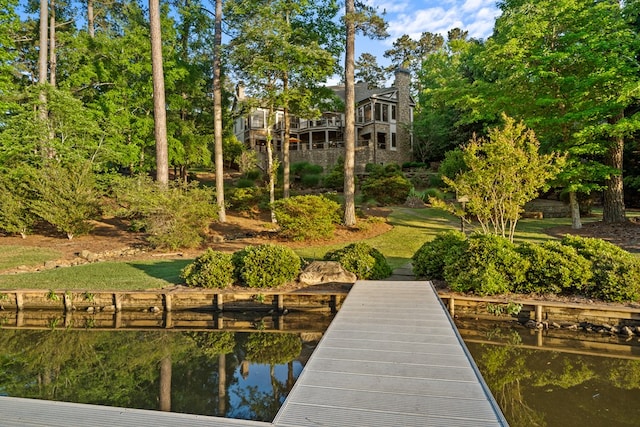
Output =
[{"x1": 324, "y1": 242, "x2": 392, "y2": 279}]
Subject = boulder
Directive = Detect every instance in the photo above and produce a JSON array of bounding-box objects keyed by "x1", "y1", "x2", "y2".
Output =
[{"x1": 299, "y1": 261, "x2": 356, "y2": 285}]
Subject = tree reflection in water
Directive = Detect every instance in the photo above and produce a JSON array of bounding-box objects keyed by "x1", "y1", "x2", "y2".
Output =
[
  {"x1": 0, "y1": 329, "x2": 308, "y2": 422},
  {"x1": 465, "y1": 326, "x2": 640, "y2": 427}
]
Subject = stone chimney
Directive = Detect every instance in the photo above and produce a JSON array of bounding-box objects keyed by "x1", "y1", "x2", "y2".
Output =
[
  {"x1": 394, "y1": 68, "x2": 412, "y2": 158},
  {"x1": 236, "y1": 81, "x2": 246, "y2": 101}
]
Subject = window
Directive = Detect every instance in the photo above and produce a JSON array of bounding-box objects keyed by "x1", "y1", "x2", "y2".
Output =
[
  {"x1": 251, "y1": 111, "x2": 265, "y2": 128},
  {"x1": 364, "y1": 104, "x2": 372, "y2": 121},
  {"x1": 382, "y1": 104, "x2": 389, "y2": 122},
  {"x1": 374, "y1": 103, "x2": 381, "y2": 121},
  {"x1": 391, "y1": 132, "x2": 397, "y2": 150},
  {"x1": 391, "y1": 105, "x2": 396, "y2": 121}
]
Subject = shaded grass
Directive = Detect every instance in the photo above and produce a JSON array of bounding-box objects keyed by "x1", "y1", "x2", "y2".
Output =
[{"x1": 0, "y1": 246, "x2": 61, "y2": 270}]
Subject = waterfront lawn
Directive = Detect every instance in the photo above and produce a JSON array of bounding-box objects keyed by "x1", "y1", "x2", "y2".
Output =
[
  {"x1": 0, "y1": 246, "x2": 61, "y2": 271},
  {"x1": 0, "y1": 259, "x2": 191, "y2": 290},
  {"x1": 0, "y1": 207, "x2": 608, "y2": 290}
]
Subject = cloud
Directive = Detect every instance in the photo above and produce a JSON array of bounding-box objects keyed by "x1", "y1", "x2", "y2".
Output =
[{"x1": 384, "y1": 0, "x2": 500, "y2": 41}]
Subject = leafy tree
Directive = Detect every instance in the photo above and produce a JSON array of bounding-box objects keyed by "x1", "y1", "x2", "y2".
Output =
[
  {"x1": 479, "y1": 0, "x2": 640, "y2": 226},
  {"x1": 434, "y1": 115, "x2": 563, "y2": 241}
]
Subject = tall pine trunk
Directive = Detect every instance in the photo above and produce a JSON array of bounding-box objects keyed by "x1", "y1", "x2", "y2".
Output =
[
  {"x1": 149, "y1": 0, "x2": 169, "y2": 186},
  {"x1": 213, "y1": 0, "x2": 226, "y2": 221},
  {"x1": 343, "y1": 0, "x2": 356, "y2": 227}
]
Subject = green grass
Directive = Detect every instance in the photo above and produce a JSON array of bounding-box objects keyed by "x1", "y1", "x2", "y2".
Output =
[
  {"x1": 0, "y1": 259, "x2": 192, "y2": 290},
  {"x1": 0, "y1": 246, "x2": 61, "y2": 270},
  {"x1": 0, "y1": 207, "x2": 605, "y2": 290}
]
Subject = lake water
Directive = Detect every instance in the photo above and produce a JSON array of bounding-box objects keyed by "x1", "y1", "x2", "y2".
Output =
[
  {"x1": 0, "y1": 310, "x2": 330, "y2": 421},
  {"x1": 1, "y1": 312, "x2": 639, "y2": 425},
  {"x1": 456, "y1": 319, "x2": 640, "y2": 427}
]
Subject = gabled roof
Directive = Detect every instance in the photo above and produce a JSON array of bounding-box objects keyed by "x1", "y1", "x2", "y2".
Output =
[{"x1": 328, "y1": 82, "x2": 416, "y2": 107}]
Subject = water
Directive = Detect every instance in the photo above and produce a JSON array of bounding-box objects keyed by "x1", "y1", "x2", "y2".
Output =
[
  {"x1": 456, "y1": 319, "x2": 640, "y2": 427},
  {"x1": 0, "y1": 311, "x2": 329, "y2": 421},
  {"x1": 2, "y1": 311, "x2": 639, "y2": 425}
]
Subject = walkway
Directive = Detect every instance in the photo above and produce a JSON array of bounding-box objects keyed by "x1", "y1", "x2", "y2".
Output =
[
  {"x1": 273, "y1": 280, "x2": 507, "y2": 427},
  {"x1": 0, "y1": 276, "x2": 507, "y2": 426}
]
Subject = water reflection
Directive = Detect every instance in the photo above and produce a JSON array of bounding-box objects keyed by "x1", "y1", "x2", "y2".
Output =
[
  {"x1": 457, "y1": 320, "x2": 640, "y2": 427},
  {"x1": 0, "y1": 326, "x2": 323, "y2": 421}
]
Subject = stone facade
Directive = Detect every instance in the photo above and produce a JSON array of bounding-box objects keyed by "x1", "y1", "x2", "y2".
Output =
[{"x1": 234, "y1": 69, "x2": 415, "y2": 174}]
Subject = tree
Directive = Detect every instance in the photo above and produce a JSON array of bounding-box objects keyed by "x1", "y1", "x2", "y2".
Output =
[
  {"x1": 435, "y1": 115, "x2": 563, "y2": 242},
  {"x1": 355, "y1": 52, "x2": 387, "y2": 88},
  {"x1": 149, "y1": 0, "x2": 169, "y2": 186},
  {"x1": 343, "y1": 0, "x2": 387, "y2": 227},
  {"x1": 226, "y1": 0, "x2": 339, "y2": 216},
  {"x1": 213, "y1": 0, "x2": 225, "y2": 221},
  {"x1": 479, "y1": 0, "x2": 640, "y2": 226}
]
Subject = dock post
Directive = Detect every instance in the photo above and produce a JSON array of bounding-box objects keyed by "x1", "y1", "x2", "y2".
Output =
[
  {"x1": 114, "y1": 293, "x2": 122, "y2": 312},
  {"x1": 535, "y1": 305, "x2": 543, "y2": 322},
  {"x1": 215, "y1": 294, "x2": 223, "y2": 311},
  {"x1": 63, "y1": 292, "x2": 72, "y2": 313},
  {"x1": 164, "y1": 294, "x2": 172, "y2": 312},
  {"x1": 448, "y1": 298, "x2": 455, "y2": 317},
  {"x1": 15, "y1": 292, "x2": 23, "y2": 311},
  {"x1": 276, "y1": 294, "x2": 284, "y2": 312}
]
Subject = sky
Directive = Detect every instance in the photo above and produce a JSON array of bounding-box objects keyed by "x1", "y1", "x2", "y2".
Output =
[{"x1": 356, "y1": 0, "x2": 502, "y2": 67}]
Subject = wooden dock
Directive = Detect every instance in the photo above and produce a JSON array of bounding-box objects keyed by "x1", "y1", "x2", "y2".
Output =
[
  {"x1": 0, "y1": 280, "x2": 507, "y2": 426},
  {"x1": 274, "y1": 280, "x2": 508, "y2": 426}
]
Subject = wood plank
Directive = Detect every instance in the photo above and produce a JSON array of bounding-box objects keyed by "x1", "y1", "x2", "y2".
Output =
[{"x1": 274, "y1": 280, "x2": 508, "y2": 427}]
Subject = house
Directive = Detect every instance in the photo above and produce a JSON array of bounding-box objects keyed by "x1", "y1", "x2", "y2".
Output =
[{"x1": 233, "y1": 69, "x2": 415, "y2": 174}]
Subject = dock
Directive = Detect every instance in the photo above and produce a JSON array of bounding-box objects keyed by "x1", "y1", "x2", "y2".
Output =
[
  {"x1": 274, "y1": 280, "x2": 507, "y2": 426},
  {"x1": 0, "y1": 280, "x2": 507, "y2": 426}
]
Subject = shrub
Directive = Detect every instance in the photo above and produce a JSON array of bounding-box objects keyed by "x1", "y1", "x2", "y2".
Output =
[
  {"x1": 324, "y1": 242, "x2": 392, "y2": 279},
  {"x1": 0, "y1": 175, "x2": 34, "y2": 238},
  {"x1": 300, "y1": 174, "x2": 322, "y2": 188},
  {"x1": 226, "y1": 186, "x2": 265, "y2": 212},
  {"x1": 444, "y1": 233, "x2": 528, "y2": 296},
  {"x1": 233, "y1": 244, "x2": 301, "y2": 288},
  {"x1": 361, "y1": 175, "x2": 412, "y2": 205},
  {"x1": 236, "y1": 178, "x2": 256, "y2": 188},
  {"x1": 412, "y1": 230, "x2": 468, "y2": 280},
  {"x1": 322, "y1": 157, "x2": 346, "y2": 190},
  {"x1": 438, "y1": 148, "x2": 467, "y2": 182},
  {"x1": 28, "y1": 162, "x2": 100, "y2": 240},
  {"x1": 515, "y1": 241, "x2": 593, "y2": 295},
  {"x1": 561, "y1": 235, "x2": 640, "y2": 302},
  {"x1": 180, "y1": 249, "x2": 235, "y2": 288},
  {"x1": 272, "y1": 194, "x2": 341, "y2": 241},
  {"x1": 110, "y1": 176, "x2": 217, "y2": 249}
]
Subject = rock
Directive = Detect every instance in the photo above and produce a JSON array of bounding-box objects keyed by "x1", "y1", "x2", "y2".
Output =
[
  {"x1": 150, "y1": 306, "x2": 161, "y2": 313},
  {"x1": 298, "y1": 261, "x2": 357, "y2": 285},
  {"x1": 86, "y1": 306, "x2": 94, "y2": 313},
  {"x1": 524, "y1": 319, "x2": 538, "y2": 329},
  {"x1": 80, "y1": 250, "x2": 92, "y2": 259}
]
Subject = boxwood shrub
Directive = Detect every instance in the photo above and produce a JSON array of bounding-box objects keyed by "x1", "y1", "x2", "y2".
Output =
[
  {"x1": 180, "y1": 249, "x2": 235, "y2": 289},
  {"x1": 444, "y1": 233, "x2": 529, "y2": 296},
  {"x1": 412, "y1": 230, "x2": 468, "y2": 280},
  {"x1": 233, "y1": 244, "x2": 302, "y2": 288},
  {"x1": 272, "y1": 194, "x2": 341, "y2": 241},
  {"x1": 515, "y1": 241, "x2": 593, "y2": 295},
  {"x1": 324, "y1": 242, "x2": 392, "y2": 279},
  {"x1": 561, "y1": 235, "x2": 640, "y2": 302}
]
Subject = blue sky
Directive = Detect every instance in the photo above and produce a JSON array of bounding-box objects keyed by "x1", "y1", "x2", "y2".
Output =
[{"x1": 357, "y1": 0, "x2": 502, "y2": 67}]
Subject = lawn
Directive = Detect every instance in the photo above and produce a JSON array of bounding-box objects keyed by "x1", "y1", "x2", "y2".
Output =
[{"x1": 0, "y1": 207, "x2": 592, "y2": 290}]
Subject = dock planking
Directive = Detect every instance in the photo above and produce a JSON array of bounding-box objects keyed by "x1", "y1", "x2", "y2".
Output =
[
  {"x1": 0, "y1": 279, "x2": 507, "y2": 427},
  {"x1": 273, "y1": 280, "x2": 508, "y2": 427}
]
